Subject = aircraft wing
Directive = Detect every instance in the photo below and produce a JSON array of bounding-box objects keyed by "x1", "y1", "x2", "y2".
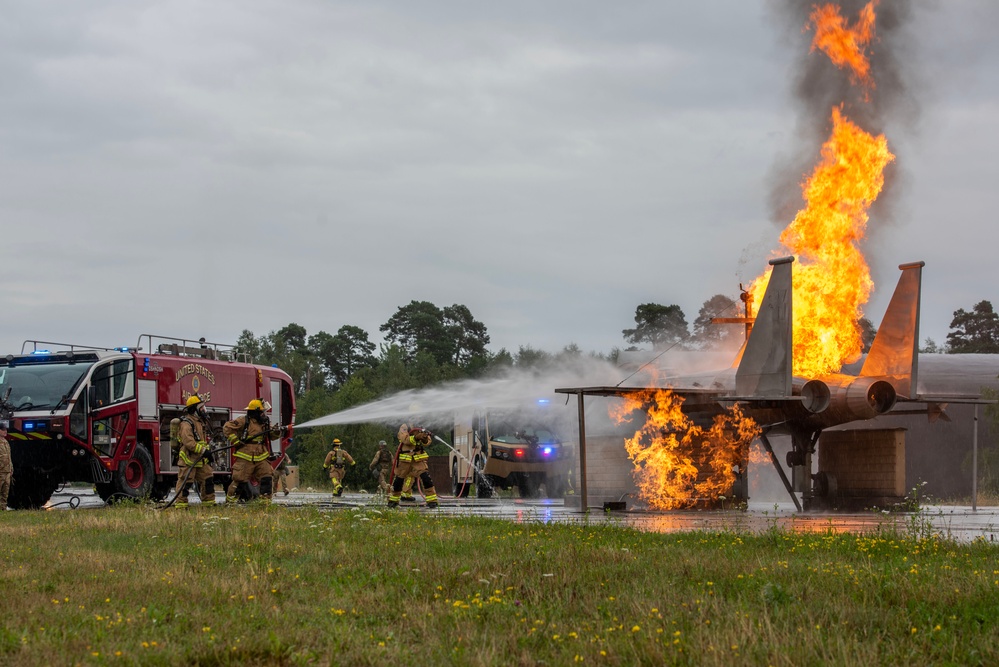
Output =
[
  {"x1": 553, "y1": 386, "x2": 806, "y2": 418},
  {"x1": 886, "y1": 394, "x2": 996, "y2": 422}
]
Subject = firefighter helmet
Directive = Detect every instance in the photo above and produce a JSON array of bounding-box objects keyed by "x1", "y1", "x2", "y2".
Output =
[
  {"x1": 378, "y1": 440, "x2": 387, "y2": 446},
  {"x1": 246, "y1": 399, "x2": 264, "y2": 411},
  {"x1": 333, "y1": 438, "x2": 342, "y2": 445},
  {"x1": 186, "y1": 395, "x2": 204, "y2": 408}
]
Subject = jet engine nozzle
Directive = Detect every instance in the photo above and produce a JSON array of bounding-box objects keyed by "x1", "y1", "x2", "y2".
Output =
[
  {"x1": 845, "y1": 378, "x2": 897, "y2": 419},
  {"x1": 799, "y1": 380, "x2": 831, "y2": 414}
]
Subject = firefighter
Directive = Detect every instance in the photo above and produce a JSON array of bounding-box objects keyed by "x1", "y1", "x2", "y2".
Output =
[
  {"x1": 395, "y1": 423, "x2": 417, "y2": 503},
  {"x1": 323, "y1": 439, "x2": 355, "y2": 497},
  {"x1": 0, "y1": 420, "x2": 12, "y2": 511},
  {"x1": 224, "y1": 399, "x2": 280, "y2": 504},
  {"x1": 275, "y1": 453, "x2": 292, "y2": 496},
  {"x1": 388, "y1": 426, "x2": 438, "y2": 509},
  {"x1": 369, "y1": 440, "x2": 393, "y2": 495},
  {"x1": 172, "y1": 395, "x2": 216, "y2": 508}
]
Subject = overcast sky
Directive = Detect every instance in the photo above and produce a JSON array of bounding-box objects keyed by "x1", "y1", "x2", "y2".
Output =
[{"x1": 2, "y1": 1, "x2": 996, "y2": 361}]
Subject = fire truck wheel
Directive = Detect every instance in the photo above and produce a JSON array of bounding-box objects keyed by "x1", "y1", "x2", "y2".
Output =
[
  {"x1": 544, "y1": 476, "x2": 565, "y2": 499},
  {"x1": 150, "y1": 480, "x2": 174, "y2": 502},
  {"x1": 517, "y1": 475, "x2": 541, "y2": 499},
  {"x1": 106, "y1": 446, "x2": 154, "y2": 502},
  {"x1": 7, "y1": 470, "x2": 60, "y2": 509},
  {"x1": 451, "y1": 461, "x2": 470, "y2": 498},
  {"x1": 474, "y1": 457, "x2": 493, "y2": 499}
]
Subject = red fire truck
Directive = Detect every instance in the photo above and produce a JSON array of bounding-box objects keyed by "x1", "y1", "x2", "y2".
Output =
[{"x1": 0, "y1": 335, "x2": 295, "y2": 509}]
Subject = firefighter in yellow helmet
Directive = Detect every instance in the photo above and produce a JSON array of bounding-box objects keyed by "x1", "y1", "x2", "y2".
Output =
[
  {"x1": 223, "y1": 398, "x2": 280, "y2": 503},
  {"x1": 388, "y1": 425, "x2": 438, "y2": 508},
  {"x1": 322, "y1": 438, "x2": 355, "y2": 497},
  {"x1": 172, "y1": 395, "x2": 215, "y2": 508}
]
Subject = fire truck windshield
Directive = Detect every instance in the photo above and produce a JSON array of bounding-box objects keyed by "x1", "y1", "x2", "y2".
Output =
[
  {"x1": 0, "y1": 361, "x2": 95, "y2": 411},
  {"x1": 489, "y1": 420, "x2": 561, "y2": 446}
]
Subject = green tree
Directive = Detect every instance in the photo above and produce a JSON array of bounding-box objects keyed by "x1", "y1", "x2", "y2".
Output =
[
  {"x1": 946, "y1": 300, "x2": 999, "y2": 353},
  {"x1": 623, "y1": 303, "x2": 689, "y2": 349},
  {"x1": 233, "y1": 329, "x2": 261, "y2": 362},
  {"x1": 920, "y1": 337, "x2": 942, "y2": 354},
  {"x1": 443, "y1": 304, "x2": 491, "y2": 366},
  {"x1": 311, "y1": 325, "x2": 377, "y2": 389},
  {"x1": 858, "y1": 317, "x2": 877, "y2": 354},
  {"x1": 691, "y1": 295, "x2": 741, "y2": 349},
  {"x1": 291, "y1": 377, "x2": 387, "y2": 490},
  {"x1": 380, "y1": 301, "x2": 452, "y2": 365},
  {"x1": 515, "y1": 346, "x2": 553, "y2": 369},
  {"x1": 365, "y1": 344, "x2": 415, "y2": 395},
  {"x1": 380, "y1": 301, "x2": 490, "y2": 369},
  {"x1": 256, "y1": 323, "x2": 314, "y2": 394},
  {"x1": 484, "y1": 348, "x2": 515, "y2": 376}
]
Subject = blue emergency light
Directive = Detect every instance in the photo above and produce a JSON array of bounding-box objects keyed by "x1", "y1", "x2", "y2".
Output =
[{"x1": 31, "y1": 349, "x2": 51, "y2": 355}]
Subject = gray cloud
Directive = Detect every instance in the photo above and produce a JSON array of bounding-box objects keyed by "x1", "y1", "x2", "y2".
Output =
[{"x1": 1, "y1": 1, "x2": 995, "y2": 359}]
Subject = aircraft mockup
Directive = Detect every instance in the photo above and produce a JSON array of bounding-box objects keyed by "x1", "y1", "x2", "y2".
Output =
[{"x1": 556, "y1": 256, "x2": 945, "y2": 510}]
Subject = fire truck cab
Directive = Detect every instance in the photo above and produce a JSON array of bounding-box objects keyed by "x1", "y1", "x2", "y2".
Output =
[
  {"x1": 0, "y1": 335, "x2": 295, "y2": 509},
  {"x1": 449, "y1": 404, "x2": 572, "y2": 499}
]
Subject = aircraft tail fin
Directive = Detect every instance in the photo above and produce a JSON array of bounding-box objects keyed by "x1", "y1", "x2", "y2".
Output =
[
  {"x1": 735, "y1": 257, "x2": 793, "y2": 397},
  {"x1": 860, "y1": 261, "x2": 923, "y2": 398}
]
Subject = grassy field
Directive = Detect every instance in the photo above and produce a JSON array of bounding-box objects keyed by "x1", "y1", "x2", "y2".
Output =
[{"x1": 1, "y1": 505, "x2": 997, "y2": 666}]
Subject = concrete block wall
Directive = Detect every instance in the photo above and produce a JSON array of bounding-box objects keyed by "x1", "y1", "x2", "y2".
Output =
[
  {"x1": 818, "y1": 428, "x2": 906, "y2": 497},
  {"x1": 570, "y1": 435, "x2": 638, "y2": 506}
]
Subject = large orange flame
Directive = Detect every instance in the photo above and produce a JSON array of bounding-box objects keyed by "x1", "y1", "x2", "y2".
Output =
[
  {"x1": 611, "y1": 2, "x2": 892, "y2": 507},
  {"x1": 610, "y1": 387, "x2": 760, "y2": 509},
  {"x1": 809, "y1": 1, "x2": 878, "y2": 90},
  {"x1": 753, "y1": 105, "x2": 894, "y2": 377}
]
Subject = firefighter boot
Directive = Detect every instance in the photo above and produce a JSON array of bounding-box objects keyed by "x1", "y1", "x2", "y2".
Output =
[
  {"x1": 400, "y1": 477, "x2": 416, "y2": 503},
  {"x1": 259, "y1": 477, "x2": 273, "y2": 505},
  {"x1": 175, "y1": 483, "x2": 193, "y2": 508}
]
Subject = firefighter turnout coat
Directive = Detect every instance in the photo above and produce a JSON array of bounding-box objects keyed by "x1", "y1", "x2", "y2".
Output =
[
  {"x1": 173, "y1": 413, "x2": 215, "y2": 506},
  {"x1": 323, "y1": 446, "x2": 355, "y2": 494},
  {"x1": 223, "y1": 415, "x2": 279, "y2": 501}
]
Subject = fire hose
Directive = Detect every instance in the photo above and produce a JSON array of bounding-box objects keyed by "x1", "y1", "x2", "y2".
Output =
[{"x1": 432, "y1": 433, "x2": 495, "y2": 496}]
